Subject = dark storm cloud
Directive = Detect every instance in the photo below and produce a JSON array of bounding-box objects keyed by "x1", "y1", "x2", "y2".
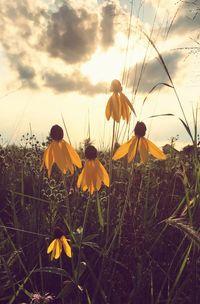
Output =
[
  {"x1": 44, "y1": 71, "x2": 107, "y2": 95},
  {"x1": 128, "y1": 51, "x2": 184, "y2": 93},
  {"x1": 100, "y1": 2, "x2": 116, "y2": 49},
  {"x1": 171, "y1": 1, "x2": 200, "y2": 34},
  {"x1": 44, "y1": 3, "x2": 99, "y2": 63}
]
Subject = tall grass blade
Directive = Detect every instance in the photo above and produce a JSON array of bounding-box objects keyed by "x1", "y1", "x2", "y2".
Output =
[
  {"x1": 149, "y1": 113, "x2": 194, "y2": 142},
  {"x1": 167, "y1": 244, "x2": 192, "y2": 304},
  {"x1": 166, "y1": 218, "x2": 200, "y2": 248},
  {"x1": 143, "y1": 82, "x2": 173, "y2": 105}
]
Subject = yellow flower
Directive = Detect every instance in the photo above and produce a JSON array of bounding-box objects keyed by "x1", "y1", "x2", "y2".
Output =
[
  {"x1": 47, "y1": 227, "x2": 72, "y2": 260},
  {"x1": 77, "y1": 145, "x2": 110, "y2": 194},
  {"x1": 41, "y1": 125, "x2": 82, "y2": 177},
  {"x1": 105, "y1": 79, "x2": 135, "y2": 123},
  {"x1": 113, "y1": 122, "x2": 167, "y2": 163}
]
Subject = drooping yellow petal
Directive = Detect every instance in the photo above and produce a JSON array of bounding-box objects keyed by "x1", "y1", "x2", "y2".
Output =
[
  {"x1": 127, "y1": 136, "x2": 139, "y2": 163},
  {"x1": 41, "y1": 139, "x2": 82, "y2": 177},
  {"x1": 89, "y1": 183, "x2": 94, "y2": 194},
  {"x1": 96, "y1": 159, "x2": 110, "y2": 187},
  {"x1": 51, "y1": 243, "x2": 56, "y2": 261},
  {"x1": 147, "y1": 139, "x2": 167, "y2": 160},
  {"x1": 83, "y1": 185, "x2": 88, "y2": 191},
  {"x1": 84, "y1": 161, "x2": 92, "y2": 190},
  {"x1": 121, "y1": 96, "x2": 130, "y2": 123},
  {"x1": 49, "y1": 239, "x2": 57, "y2": 260},
  {"x1": 77, "y1": 168, "x2": 84, "y2": 188},
  {"x1": 78, "y1": 159, "x2": 109, "y2": 193},
  {"x1": 96, "y1": 174, "x2": 102, "y2": 190},
  {"x1": 94, "y1": 160, "x2": 103, "y2": 191},
  {"x1": 78, "y1": 160, "x2": 93, "y2": 193},
  {"x1": 47, "y1": 239, "x2": 56, "y2": 254},
  {"x1": 41, "y1": 144, "x2": 54, "y2": 177},
  {"x1": 54, "y1": 239, "x2": 62, "y2": 259},
  {"x1": 51, "y1": 141, "x2": 67, "y2": 174},
  {"x1": 112, "y1": 93, "x2": 121, "y2": 122},
  {"x1": 77, "y1": 162, "x2": 89, "y2": 191},
  {"x1": 112, "y1": 138, "x2": 133, "y2": 160},
  {"x1": 120, "y1": 92, "x2": 136, "y2": 115},
  {"x1": 105, "y1": 98, "x2": 112, "y2": 120},
  {"x1": 61, "y1": 236, "x2": 72, "y2": 258},
  {"x1": 86, "y1": 160, "x2": 97, "y2": 194},
  {"x1": 65, "y1": 141, "x2": 82, "y2": 168},
  {"x1": 45, "y1": 144, "x2": 54, "y2": 169},
  {"x1": 90, "y1": 160, "x2": 98, "y2": 192},
  {"x1": 60, "y1": 140, "x2": 74, "y2": 174},
  {"x1": 41, "y1": 149, "x2": 47, "y2": 171},
  {"x1": 139, "y1": 137, "x2": 148, "y2": 163}
]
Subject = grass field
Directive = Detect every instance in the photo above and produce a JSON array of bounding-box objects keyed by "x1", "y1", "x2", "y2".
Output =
[{"x1": 0, "y1": 124, "x2": 199, "y2": 303}]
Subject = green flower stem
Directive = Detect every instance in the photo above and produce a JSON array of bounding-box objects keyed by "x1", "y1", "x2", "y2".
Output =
[
  {"x1": 106, "y1": 138, "x2": 140, "y2": 254},
  {"x1": 76, "y1": 194, "x2": 91, "y2": 285},
  {"x1": 63, "y1": 175, "x2": 72, "y2": 230}
]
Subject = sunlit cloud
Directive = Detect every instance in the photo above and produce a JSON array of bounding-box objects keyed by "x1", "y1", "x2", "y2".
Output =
[
  {"x1": 0, "y1": 0, "x2": 127, "y2": 95},
  {"x1": 128, "y1": 50, "x2": 185, "y2": 94},
  {"x1": 0, "y1": 0, "x2": 199, "y2": 147}
]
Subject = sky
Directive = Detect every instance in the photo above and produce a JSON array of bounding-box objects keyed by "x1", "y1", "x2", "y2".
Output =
[{"x1": 0, "y1": 0, "x2": 200, "y2": 150}]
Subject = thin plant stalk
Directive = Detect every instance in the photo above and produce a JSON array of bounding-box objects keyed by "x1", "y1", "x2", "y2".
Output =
[
  {"x1": 106, "y1": 120, "x2": 116, "y2": 243},
  {"x1": 106, "y1": 138, "x2": 140, "y2": 254},
  {"x1": 61, "y1": 113, "x2": 72, "y2": 145},
  {"x1": 59, "y1": 257, "x2": 64, "y2": 304},
  {"x1": 76, "y1": 195, "x2": 91, "y2": 286},
  {"x1": 142, "y1": 31, "x2": 193, "y2": 144},
  {"x1": 63, "y1": 175, "x2": 72, "y2": 230}
]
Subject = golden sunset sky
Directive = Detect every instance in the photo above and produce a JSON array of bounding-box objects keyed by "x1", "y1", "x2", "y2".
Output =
[{"x1": 0, "y1": 0, "x2": 199, "y2": 149}]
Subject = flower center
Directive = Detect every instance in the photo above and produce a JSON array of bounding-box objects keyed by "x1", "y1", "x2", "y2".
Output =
[
  {"x1": 110, "y1": 79, "x2": 122, "y2": 93},
  {"x1": 85, "y1": 145, "x2": 97, "y2": 160},
  {"x1": 50, "y1": 125, "x2": 64, "y2": 141},
  {"x1": 53, "y1": 226, "x2": 64, "y2": 239},
  {"x1": 134, "y1": 122, "x2": 146, "y2": 137}
]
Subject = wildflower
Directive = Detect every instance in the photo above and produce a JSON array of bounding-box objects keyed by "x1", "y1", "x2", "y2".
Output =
[
  {"x1": 31, "y1": 292, "x2": 54, "y2": 304},
  {"x1": 113, "y1": 121, "x2": 166, "y2": 163},
  {"x1": 77, "y1": 145, "x2": 110, "y2": 194},
  {"x1": 105, "y1": 79, "x2": 135, "y2": 123},
  {"x1": 41, "y1": 125, "x2": 82, "y2": 177},
  {"x1": 47, "y1": 227, "x2": 72, "y2": 260}
]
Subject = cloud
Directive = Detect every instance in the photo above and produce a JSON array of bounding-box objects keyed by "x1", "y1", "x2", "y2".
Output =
[
  {"x1": 170, "y1": 1, "x2": 200, "y2": 35},
  {"x1": 43, "y1": 70, "x2": 107, "y2": 95},
  {"x1": 147, "y1": 0, "x2": 200, "y2": 36},
  {"x1": 100, "y1": 2, "x2": 116, "y2": 49},
  {"x1": 128, "y1": 51, "x2": 184, "y2": 94},
  {"x1": 43, "y1": 3, "x2": 99, "y2": 63},
  {"x1": 140, "y1": 0, "x2": 200, "y2": 37},
  {"x1": 0, "y1": 0, "x2": 124, "y2": 95},
  {"x1": 0, "y1": 0, "x2": 46, "y2": 87}
]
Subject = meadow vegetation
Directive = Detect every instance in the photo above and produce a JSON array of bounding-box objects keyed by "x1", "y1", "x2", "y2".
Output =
[
  {"x1": 0, "y1": 9, "x2": 200, "y2": 302},
  {"x1": 0, "y1": 125, "x2": 199, "y2": 303}
]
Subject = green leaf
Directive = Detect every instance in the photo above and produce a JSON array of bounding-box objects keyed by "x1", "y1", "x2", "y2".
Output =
[
  {"x1": 82, "y1": 241, "x2": 100, "y2": 250},
  {"x1": 83, "y1": 233, "x2": 99, "y2": 242},
  {"x1": 57, "y1": 280, "x2": 74, "y2": 299},
  {"x1": 86, "y1": 289, "x2": 92, "y2": 304},
  {"x1": 57, "y1": 281, "x2": 84, "y2": 299},
  {"x1": 96, "y1": 193, "x2": 104, "y2": 228},
  {"x1": 34, "y1": 267, "x2": 71, "y2": 279}
]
